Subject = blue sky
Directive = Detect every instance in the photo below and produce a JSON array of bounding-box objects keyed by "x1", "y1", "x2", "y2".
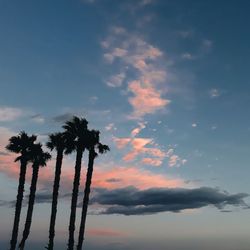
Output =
[{"x1": 0, "y1": 0, "x2": 250, "y2": 249}]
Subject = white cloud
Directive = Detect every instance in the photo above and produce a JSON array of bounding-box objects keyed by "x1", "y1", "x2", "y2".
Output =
[
  {"x1": 31, "y1": 114, "x2": 45, "y2": 124},
  {"x1": 0, "y1": 106, "x2": 24, "y2": 122},
  {"x1": 106, "y1": 72, "x2": 126, "y2": 87},
  {"x1": 105, "y1": 123, "x2": 117, "y2": 131},
  {"x1": 177, "y1": 30, "x2": 194, "y2": 39},
  {"x1": 181, "y1": 53, "x2": 195, "y2": 60},
  {"x1": 209, "y1": 88, "x2": 220, "y2": 98},
  {"x1": 203, "y1": 39, "x2": 213, "y2": 48}
]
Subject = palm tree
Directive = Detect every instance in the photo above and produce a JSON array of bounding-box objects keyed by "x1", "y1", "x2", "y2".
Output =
[
  {"x1": 45, "y1": 132, "x2": 74, "y2": 250},
  {"x1": 6, "y1": 131, "x2": 37, "y2": 250},
  {"x1": 63, "y1": 116, "x2": 88, "y2": 250},
  {"x1": 19, "y1": 143, "x2": 51, "y2": 250},
  {"x1": 77, "y1": 130, "x2": 110, "y2": 250}
]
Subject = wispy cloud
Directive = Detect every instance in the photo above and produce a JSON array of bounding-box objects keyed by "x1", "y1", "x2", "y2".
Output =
[
  {"x1": 87, "y1": 228, "x2": 127, "y2": 237},
  {"x1": 102, "y1": 27, "x2": 170, "y2": 118},
  {"x1": 30, "y1": 114, "x2": 45, "y2": 124},
  {"x1": 0, "y1": 106, "x2": 24, "y2": 122},
  {"x1": 209, "y1": 88, "x2": 220, "y2": 98},
  {"x1": 114, "y1": 131, "x2": 186, "y2": 168},
  {"x1": 106, "y1": 72, "x2": 126, "y2": 88}
]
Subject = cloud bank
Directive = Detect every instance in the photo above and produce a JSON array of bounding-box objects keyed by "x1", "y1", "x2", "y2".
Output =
[{"x1": 91, "y1": 186, "x2": 249, "y2": 215}]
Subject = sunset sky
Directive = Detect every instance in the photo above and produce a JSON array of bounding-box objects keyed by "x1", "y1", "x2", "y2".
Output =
[{"x1": 0, "y1": 0, "x2": 250, "y2": 249}]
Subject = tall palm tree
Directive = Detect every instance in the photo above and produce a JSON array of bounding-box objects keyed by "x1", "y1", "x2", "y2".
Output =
[
  {"x1": 63, "y1": 116, "x2": 88, "y2": 250},
  {"x1": 45, "y1": 132, "x2": 74, "y2": 250},
  {"x1": 6, "y1": 131, "x2": 37, "y2": 250},
  {"x1": 77, "y1": 130, "x2": 110, "y2": 250},
  {"x1": 19, "y1": 143, "x2": 51, "y2": 250}
]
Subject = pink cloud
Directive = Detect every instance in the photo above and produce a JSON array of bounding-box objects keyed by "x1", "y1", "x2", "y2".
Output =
[
  {"x1": 128, "y1": 80, "x2": 170, "y2": 117},
  {"x1": 141, "y1": 158, "x2": 162, "y2": 166},
  {"x1": 113, "y1": 137, "x2": 131, "y2": 149},
  {"x1": 130, "y1": 122, "x2": 146, "y2": 137},
  {"x1": 93, "y1": 166, "x2": 184, "y2": 190},
  {"x1": 102, "y1": 29, "x2": 171, "y2": 118}
]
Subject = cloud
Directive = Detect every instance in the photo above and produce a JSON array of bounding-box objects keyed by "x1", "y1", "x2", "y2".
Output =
[
  {"x1": 209, "y1": 88, "x2": 220, "y2": 98},
  {"x1": 114, "y1": 134, "x2": 186, "y2": 167},
  {"x1": 130, "y1": 122, "x2": 146, "y2": 137},
  {"x1": 128, "y1": 80, "x2": 170, "y2": 118},
  {"x1": 102, "y1": 27, "x2": 170, "y2": 118},
  {"x1": 113, "y1": 137, "x2": 131, "y2": 149},
  {"x1": 87, "y1": 228, "x2": 127, "y2": 237},
  {"x1": 105, "y1": 123, "x2": 117, "y2": 131},
  {"x1": 91, "y1": 186, "x2": 249, "y2": 215},
  {"x1": 177, "y1": 30, "x2": 194, "y2": 39},
  {"x1": 106, "y1": 72, "x2": 126, "y2": 87},
  {"x1": 168, "y1": 155, "x2": 181, "y2": 167},
  {"x1": 140, "y1": 0, "x2": 154, "y2": 6},
  {"x1": 141, "y1": 158, "x2": 162, "y2": 166},
  {"x1": 105, "y1": 178, "x2": 122, "y2": 183},
  {"x1": 203, "y1": 39, "x2": 213, "y2": 48},
  {"x1": 0, "y1": 129, "x2": 184, "y2": 192},
  {"x1": 93, "y1": 166, "x2": 183, "y2": 190},
  {"x1": 181, "y1": 53, "x2": 195, "y2": 60},
  {"x1": 0, "y1": 106, "x2": 24, "y2": 122},
  {"x1": 30, "y1": 114, "x2": 45, "y2": 124},
  {"x1": 52, "y1": 113, "x2": 74, "y2": 123}
]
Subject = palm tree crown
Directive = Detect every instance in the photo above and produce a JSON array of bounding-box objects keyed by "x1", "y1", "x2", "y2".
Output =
[
  {"x1": 6, "y1": 131, "x2": 37, "y2": 162},
  {"x1": 62, "y1": 116, "x2": 88, "y2": 148},
  {"x1": 46, "y1": 132, "x2": 74, "y2": 154},
  {"x1": 30, "y1": 143, "x2": 51, "y2": 166},
  {"x1": 86, "y1": 129, "x2": 110, "y2": 155}
]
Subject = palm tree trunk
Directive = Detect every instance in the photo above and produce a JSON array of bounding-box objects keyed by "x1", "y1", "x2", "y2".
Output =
[
  {"x1": 9, "y1": 159, "x2": 27, "y2": 250},
  {"x1": 47, "y1": 149, "x2": 63, "y2": 250},
  {"x1": 19, "y1": 163, "x2": 39, "y2": 250},
  {"x1": 77, "y1": 148, "x2": 96, "y2": 250},
  {"x1": 67, "y1": 147, "x2": 84, "y2": 250}
]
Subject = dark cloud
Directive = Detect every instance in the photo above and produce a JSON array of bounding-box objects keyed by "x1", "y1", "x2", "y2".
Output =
[
  {"x1": 31, "y1": 193, "x2": 52, "y2": 203},
  {"x1": 52, "y1": 113, "x2": 75, "y2": 123},
  {"x1": 0, "y1": 199, "x2": 16, "y2": 208},
  {"x1": 106, "y1": 178, "x2": 122, "y2": 183},
  {"x1": 184, "y1": 179, "x2": 202, "y2": 184},
  {"x1": 91, "y1": 186, "x2": 249, "y2": 215},
  {"x1": 3, "y1": 186, "x2": 248, "y2": 216}
]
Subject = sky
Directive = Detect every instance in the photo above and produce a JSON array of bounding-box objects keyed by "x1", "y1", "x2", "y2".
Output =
[{"x1": 0, "y1": 0, "x2": 250, "y2": 249}]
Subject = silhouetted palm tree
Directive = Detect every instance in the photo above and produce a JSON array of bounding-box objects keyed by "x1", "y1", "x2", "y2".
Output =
[
  {"x1": 77, "y1": 130, "x2": 110, "y2": 250},
  {"x1": 63, "y1": 116, "x2": 88, "y2": 250},
  {"x1": 6, "y1": 131, "x2": 37, "y2": 250},
  {"x1": 19, "y1": 143, "x2": 51, "y2": 250},
  {"x1": 45, "y1": 132, "x2": 74, "y2": 250}
]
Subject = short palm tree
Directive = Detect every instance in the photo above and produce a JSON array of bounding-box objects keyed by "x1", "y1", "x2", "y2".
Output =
[
  {"x1": 77, "y1": 130, "x2": 110, "y2": 250},
  {"x1": 63, "y1": 116, "x2": 89, "y2": 250},
  {"x1": 46, "y1": 132, "x2": 74, "y2": 250},
  {"x1": 6, "y1": 131, "x2": 37, "y2": 250},
  {"x1": 19, "y1": 143, "x2": 51, "y2": 250}
]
